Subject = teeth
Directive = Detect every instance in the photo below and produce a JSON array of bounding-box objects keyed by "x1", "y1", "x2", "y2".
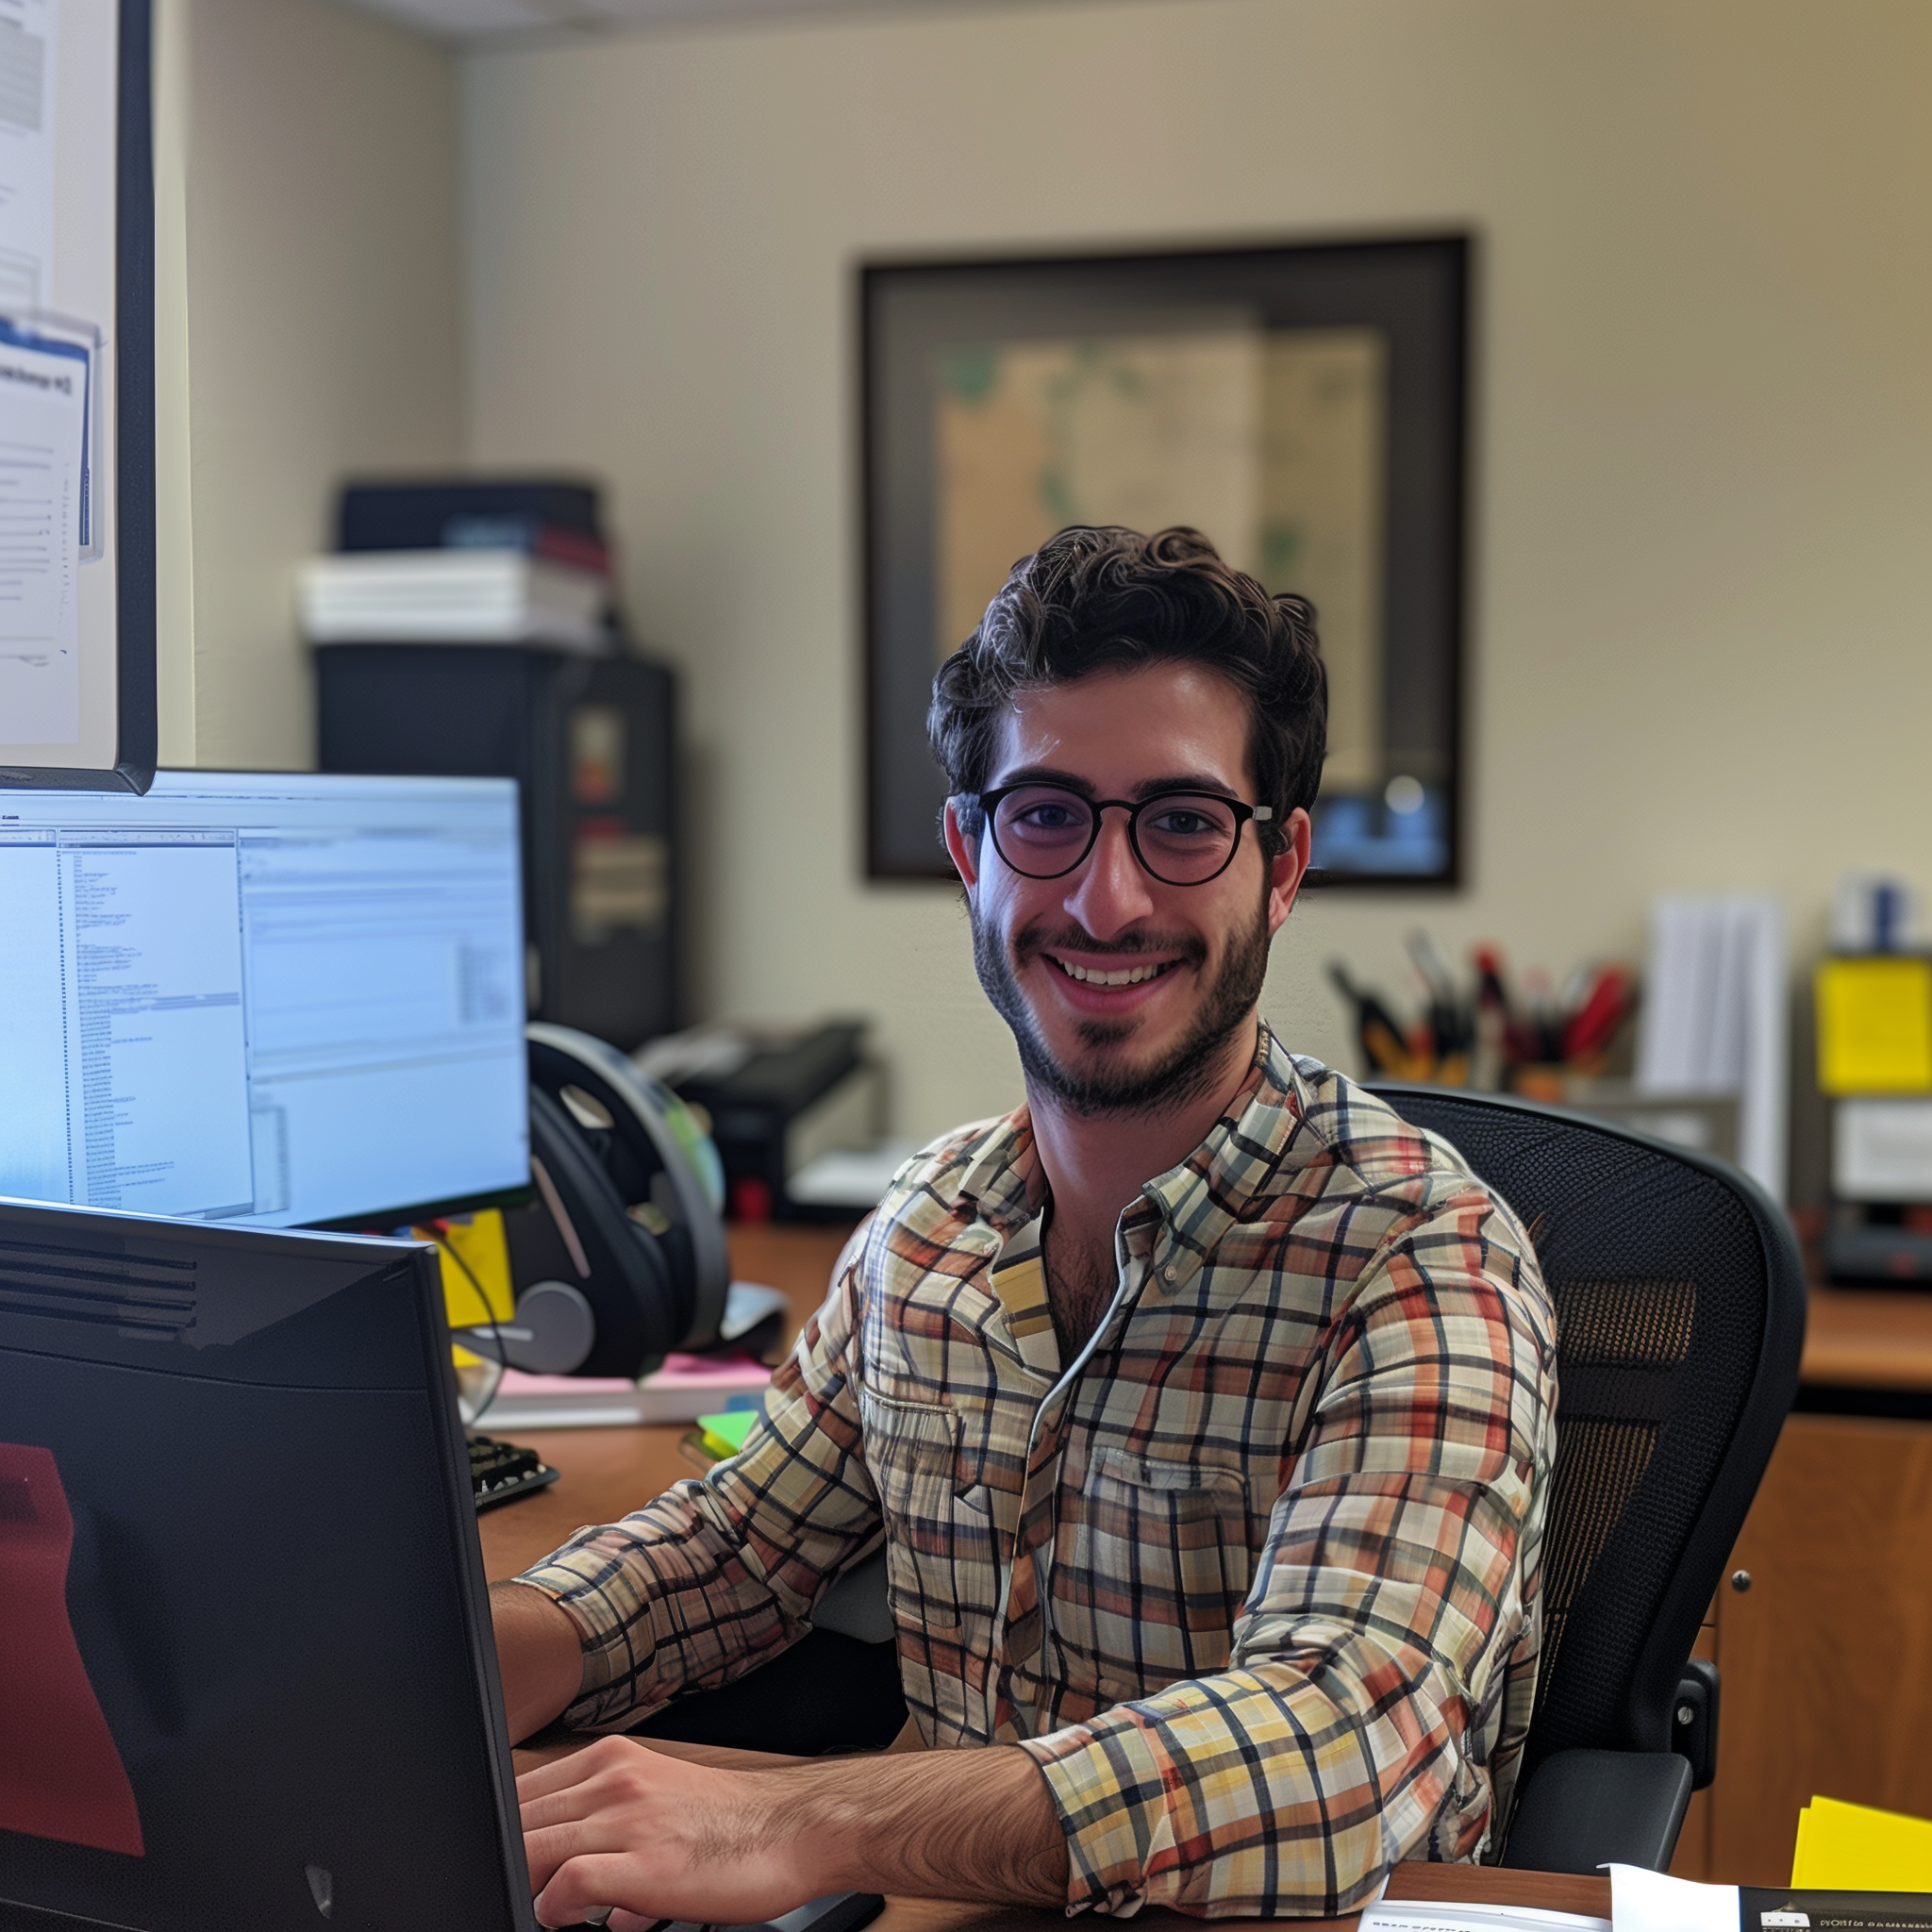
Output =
[{"x1": 1053, "y1": 958, "x2": 1170, "y2": 987}]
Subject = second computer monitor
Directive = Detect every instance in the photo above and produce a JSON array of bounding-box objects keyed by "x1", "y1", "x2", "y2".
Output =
[{"x1": 0, "y1": 771, "x2": 529, "y2": 1229}]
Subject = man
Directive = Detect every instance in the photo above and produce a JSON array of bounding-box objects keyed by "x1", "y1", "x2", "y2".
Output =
[{"x1": 496, "y1": 525, "x2": 1557, "y2": 1928}]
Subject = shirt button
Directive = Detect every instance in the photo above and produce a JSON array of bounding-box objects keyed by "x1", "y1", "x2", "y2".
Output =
[{"x1": 1161, "y1": 1262, "x2": 1178, "y2": 1283}]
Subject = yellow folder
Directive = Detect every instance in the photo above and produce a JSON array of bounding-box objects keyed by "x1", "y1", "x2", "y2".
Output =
[
  {"x1": 1791, "y1": 1794, "x2": 1932, "y2": 1888},
  {"x1": 1816, "y1": 957, "x2": 1932, "y2": 1095}
]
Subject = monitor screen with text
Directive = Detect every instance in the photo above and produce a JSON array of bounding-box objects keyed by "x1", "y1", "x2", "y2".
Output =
[{"x1": 0, "y1": 771, "x2": 529, "y2": 1226}]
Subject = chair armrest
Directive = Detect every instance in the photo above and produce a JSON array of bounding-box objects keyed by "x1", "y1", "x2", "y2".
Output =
[
  {"x1": 1673, "y1": 1657, "x2": 1721, "y2": 1790},
  {"x1": 1500, "y1": 1749, "x2": 1693, "y2": 1874}
]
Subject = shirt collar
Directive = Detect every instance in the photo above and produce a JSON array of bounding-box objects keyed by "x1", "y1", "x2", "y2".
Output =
[
  {"x1": 1136, "y1": 1024, "x2": 1310, "y2": 1293},
  {"x1": 951, "y1": 1024, "x2": 1311, "y2": 1288}
]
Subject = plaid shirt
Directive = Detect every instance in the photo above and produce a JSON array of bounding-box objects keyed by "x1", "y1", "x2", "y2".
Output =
[{"x1": 521, "y1": 1028, "x2": 1557, "y2": 1918}]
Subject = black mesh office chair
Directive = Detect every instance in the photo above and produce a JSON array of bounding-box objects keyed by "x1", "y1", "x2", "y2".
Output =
[{"x1": 1369, "y1": 1083, "x2": 1807, "y2": 1873}]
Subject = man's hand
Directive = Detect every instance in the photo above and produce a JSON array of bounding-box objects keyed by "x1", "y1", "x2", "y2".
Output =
[
  {"x1": 491, "y1": 1580, "x2": 589, "y2": 1743},
  {"x1": 517, "y1": 1735, "x2": 1067, "y2": 1930}
]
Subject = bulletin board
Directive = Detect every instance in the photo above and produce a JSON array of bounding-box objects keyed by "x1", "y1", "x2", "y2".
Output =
[{"x1": 0, "y1": 0, "x2": 155, "y2": 792}]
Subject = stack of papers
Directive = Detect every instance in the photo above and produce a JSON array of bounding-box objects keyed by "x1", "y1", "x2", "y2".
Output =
[
  {"x1": 299, "y1": 550, "x2": 609, "y2": 651},
  {"x1": 1610, "y1": 1856, "x2": 1932, "y2": 1932},
  {"x1": 1636, "y1": 894, "x2": 1788, "y2": 1199},
  {"x1": 475, "y1": 1352, "x2": 771, "y2": 1429},
  {"x1": 1360, "y1": 1904, "x2": 1607, "y2": 1932}
]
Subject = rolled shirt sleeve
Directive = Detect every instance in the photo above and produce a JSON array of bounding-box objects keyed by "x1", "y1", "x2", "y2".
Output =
[{"x1": 515, "y1": 1222, "x2": 889, "y2": 1731}]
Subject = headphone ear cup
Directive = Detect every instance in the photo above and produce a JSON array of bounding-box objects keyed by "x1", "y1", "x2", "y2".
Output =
[
  {"x1": 504, "y1": 1087, "x2": 681, "y2": 1377},
  {"x1": 525, "y1": 1025, "x2": 727, "y2": 1350}
]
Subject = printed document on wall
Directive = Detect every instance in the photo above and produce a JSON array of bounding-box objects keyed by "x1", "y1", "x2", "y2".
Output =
[
  {"x1": 0, "y1": 320, "x2": 84, "y2": 741},
  {"x1": 0, "y1": 0, "x2": 58, "y2": 312}
]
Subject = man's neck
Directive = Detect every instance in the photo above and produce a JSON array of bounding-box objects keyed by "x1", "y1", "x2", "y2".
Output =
[{"x1": 1024, "y1": 1016, "x2": 1262, "y2": 1263}]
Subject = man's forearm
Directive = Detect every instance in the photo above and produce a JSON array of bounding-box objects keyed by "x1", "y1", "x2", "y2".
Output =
[
  {"x1": 491, "y1": 1579, "x2": 588, "y2": 1742},
  {"x1": 780, "y1": 1744, "x2": 1066, "y2": 1907},
  {"x1": 517, "y1": 1737, "x2": 1068, "y2": 1926}
]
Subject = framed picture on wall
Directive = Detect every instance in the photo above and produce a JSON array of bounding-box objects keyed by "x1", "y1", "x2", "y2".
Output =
[{"x1": 859, "y1": 234, "x2": 1470, "y2": 886}]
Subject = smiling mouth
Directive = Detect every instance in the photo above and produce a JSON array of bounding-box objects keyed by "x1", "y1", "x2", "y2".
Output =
[{"x1": 1044, "y1": 954, "x2": 1181, "y2": 989}]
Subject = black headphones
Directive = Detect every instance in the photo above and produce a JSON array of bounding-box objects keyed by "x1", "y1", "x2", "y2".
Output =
[{"x1": 462, "y1": 1024, "x2": 731, "y2": 1379}]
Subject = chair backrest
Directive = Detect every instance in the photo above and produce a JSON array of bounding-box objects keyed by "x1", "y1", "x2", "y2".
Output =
[{"x1": 1369, "y1": 1084, "x2": 1807, "y2": 1774}]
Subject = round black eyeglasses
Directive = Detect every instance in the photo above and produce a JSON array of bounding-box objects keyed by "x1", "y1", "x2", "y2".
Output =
[{"x1": 958, "y1": 784, "x2": 1274, "y2": 887}]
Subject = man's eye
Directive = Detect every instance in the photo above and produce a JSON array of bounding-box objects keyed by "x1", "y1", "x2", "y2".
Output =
[
  {"x1": 1150, "y1": 810, "x2": 1211, "y2": 837},
  {"x1": 1020, "y1": 805, "x2": 1078, "y2": 829}
]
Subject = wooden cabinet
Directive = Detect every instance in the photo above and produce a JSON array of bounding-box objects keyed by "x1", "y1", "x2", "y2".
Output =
[{"x1": 1672, "y1": 1411, "x2": 1932, "y2": 1883}]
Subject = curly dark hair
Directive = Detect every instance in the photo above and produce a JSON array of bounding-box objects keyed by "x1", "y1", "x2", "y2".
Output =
[{"x1": 927, "y1": 525, "x2": 1326, "y2": 856}]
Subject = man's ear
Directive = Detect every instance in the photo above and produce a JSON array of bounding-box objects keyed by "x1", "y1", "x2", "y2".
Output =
[
  {"x1": 942, "y1": 799, "x2": 982, "y2": 891},
  {"x1": 1264, "y1": 808, "x2": 1313, "y2": 938}
]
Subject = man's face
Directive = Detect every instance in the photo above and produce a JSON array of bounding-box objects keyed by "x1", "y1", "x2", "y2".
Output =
[{"x1": 944, "y1": 661, "x2": 1310, "y2": 1118}]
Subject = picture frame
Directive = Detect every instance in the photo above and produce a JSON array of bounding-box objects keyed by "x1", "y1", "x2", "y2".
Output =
[{"x1": 859, "y1": 233, "x2": 1470, "y2": 886}]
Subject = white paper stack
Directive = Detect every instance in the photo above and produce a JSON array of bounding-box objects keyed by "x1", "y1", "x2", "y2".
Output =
[
  {"x1": 1636, "y1": 893, "x2": 1788, "y2": 1200},
  {"x1": 474, "y1": 1353, "x2": 772, "y2": 1430},
  {"x1": 299, "y1": 550, "x2": 609, "y2": 651}
]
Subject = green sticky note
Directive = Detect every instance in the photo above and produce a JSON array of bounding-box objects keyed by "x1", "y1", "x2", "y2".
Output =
[{"x1": 697, "y1": 1410, "x2": 758, "y2": 1456}]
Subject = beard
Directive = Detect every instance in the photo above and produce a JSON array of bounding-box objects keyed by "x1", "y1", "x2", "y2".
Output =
[{"x1": 972, "y1": 891, "x2": 1273, "y2": 1120}]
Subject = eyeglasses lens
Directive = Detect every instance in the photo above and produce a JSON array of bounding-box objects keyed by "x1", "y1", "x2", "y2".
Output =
[
  {"x1": 1135, "y1": 794, "x2": 1241, "y2": 883},
  {"x1": 991, "y1": 787, "x2": 1094, "y2": 875},
  {"x1": 991, "y1": 787, "x2": 1239, "y2": 884}
]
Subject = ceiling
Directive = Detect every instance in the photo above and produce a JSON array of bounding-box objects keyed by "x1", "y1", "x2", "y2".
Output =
[{"x1": 338, "y1": 0, "x2": 1053, "y2": 43}]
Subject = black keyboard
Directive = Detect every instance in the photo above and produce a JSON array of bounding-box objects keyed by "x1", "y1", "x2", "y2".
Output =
[{"x1": 469, "y1": 1434, "x2": 560, "y2": 1512}]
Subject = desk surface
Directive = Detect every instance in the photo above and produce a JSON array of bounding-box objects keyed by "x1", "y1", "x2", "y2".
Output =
[
  {"x1": 880, "y1": 1864, "x2": 1610, "y2": 1932},
  {"x1": 1800, "y1": 1283, "x2": 1932, "y2": 1391},
  {"x1": 482, "y1": 1225, "x2": 1609, "y2": 1931}
]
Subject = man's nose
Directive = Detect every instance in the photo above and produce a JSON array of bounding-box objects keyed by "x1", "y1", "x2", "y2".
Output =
[{"x1": 1063, "y1": 810, "x2": 1154, "y2": 941}]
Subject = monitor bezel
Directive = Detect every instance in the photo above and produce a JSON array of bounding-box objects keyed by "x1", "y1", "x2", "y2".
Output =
[{"x1": 312, "y1": 1177, "x2": 538, "y2": 1239}]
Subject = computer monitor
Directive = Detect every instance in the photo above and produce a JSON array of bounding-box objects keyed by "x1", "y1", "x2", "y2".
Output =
[
  {"x1": 0, "y1": 1197, "x2": 534, "y2": 1931},
  {"x1": 0, "y1": 771, "x2": 530, "y2": 1229}
]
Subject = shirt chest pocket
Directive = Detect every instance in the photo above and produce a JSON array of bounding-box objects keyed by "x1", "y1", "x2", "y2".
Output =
[
  {"x1": 858, "y1": 1388, "x2": 998, "y2": 1635},
  {"x1": 1052, "y1": 1445, "x2": 1254, "y2": 1699}
]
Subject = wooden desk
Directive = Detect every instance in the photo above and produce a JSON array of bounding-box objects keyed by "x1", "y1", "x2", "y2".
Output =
[
  {"x1": 1801, "y1": 1282, "x2": 1932, "y2": 1390},
  {"x1": 876, "y1": 1865, "x2": 1608, "y2": 1932},
  {"x1": 1681, "y1": 1275, "x2": 1932, "y2": 1885}
]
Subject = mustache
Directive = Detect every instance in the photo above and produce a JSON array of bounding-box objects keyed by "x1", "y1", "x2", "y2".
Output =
[{"x1": 1012, "y1": 920, "x2": 1208, "y2": 968}]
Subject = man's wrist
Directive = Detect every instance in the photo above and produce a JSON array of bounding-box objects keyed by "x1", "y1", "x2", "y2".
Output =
[
  {"x1": 768, "y1": 1745, "x2": 1067, "y2": 1906},
  {"x1": 491, "y1": 1579, "x2": 588, "y2": 1743}
]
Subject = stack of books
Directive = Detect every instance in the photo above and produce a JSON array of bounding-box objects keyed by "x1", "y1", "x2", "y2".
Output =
[
  {"x1": 299, "y1": 550, "x2": 609, "y2": 650},
  {"x1": 302, "y1": 476, "x2": 616, "y2": 652}
]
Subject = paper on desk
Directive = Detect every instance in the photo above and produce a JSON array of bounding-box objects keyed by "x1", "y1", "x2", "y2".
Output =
[
  {"x1": 1608, "y1": 1864, "x2": 1738, "y2": 1932},
  {"x1": 1360, "y1": 1905, "x2": 1608, "y2": 1932}
]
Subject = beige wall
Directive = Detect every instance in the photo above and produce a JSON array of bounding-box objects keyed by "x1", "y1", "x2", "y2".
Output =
[
  {"x1": 460, "y1": 0, "x2": 1932, "y2": 1148},
  {"x1": 458, "y1": 0, "x2": 1932, "y2": 1150},
  {"x1": 457, "y1": 2, "x2": 1923, "y2": 1152},
  {"x1": 156, "y1": 0, "x2": 462, "y2": 768}
]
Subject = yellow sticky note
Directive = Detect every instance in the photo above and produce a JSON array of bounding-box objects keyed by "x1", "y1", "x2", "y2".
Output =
[
  {"x1": 1792, "y1": 1793, "x2": 1932, "y2": 1889},
  {"x1": 420, "y1": 1210, "x2": 516, "y2": 1367},
  {"x1": 1817, "y1": 957, "x2": 1932, "y2": 1095}
]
